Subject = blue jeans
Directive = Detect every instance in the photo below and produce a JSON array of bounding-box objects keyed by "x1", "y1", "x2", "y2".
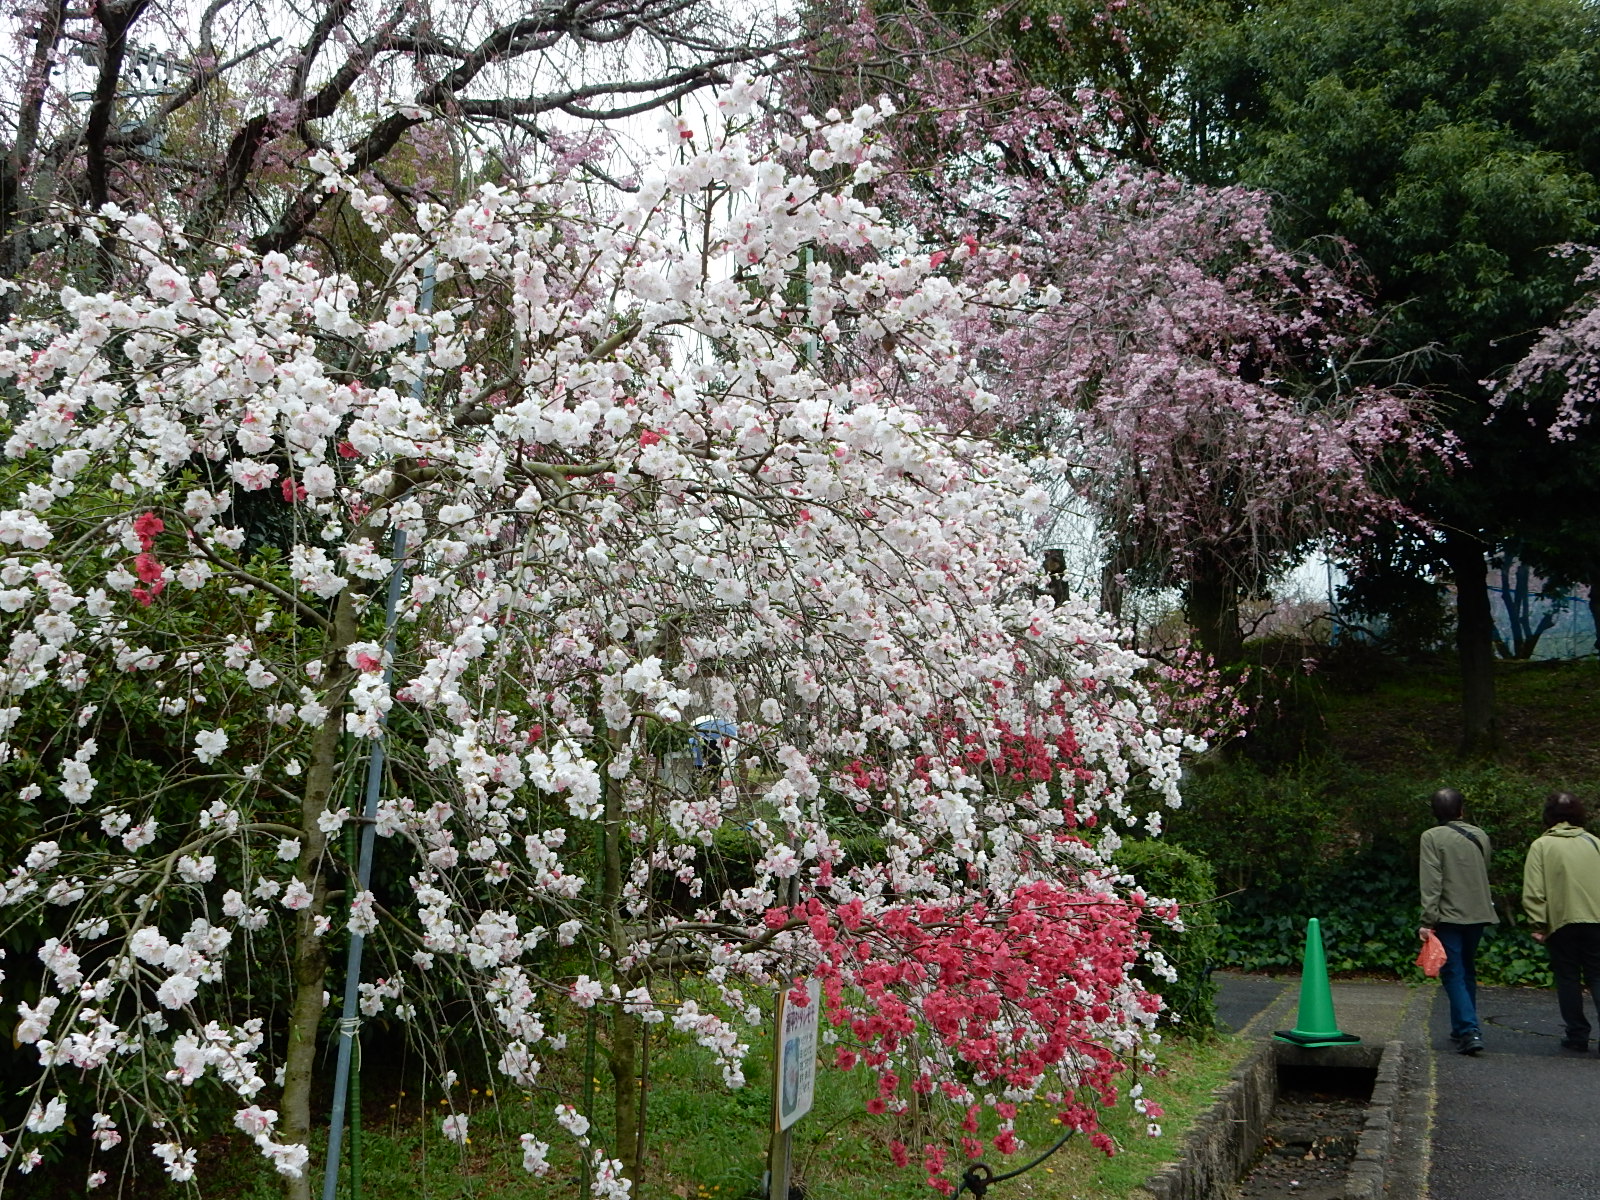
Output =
[{"x1": 1434, "y1": 923, "x2": 1486, "y2": 1041}]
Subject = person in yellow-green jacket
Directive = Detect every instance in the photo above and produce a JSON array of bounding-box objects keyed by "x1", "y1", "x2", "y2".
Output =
[
  {"x1": 1419, "y1": 787, "x2": 1497, "y2": 1055},
  {"x1": 1522, "y1": 792, "x2": 1600, "y2": 1053}
]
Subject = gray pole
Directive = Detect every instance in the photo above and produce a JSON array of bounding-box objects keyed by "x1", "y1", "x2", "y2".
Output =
[
  {"x1": 321, "y1": 261, "x2": 434, "y2": 1200},
  {"x1": 771, "y1": 239, "x2": 809, "y2": 1199},
  {"x1": 765, "y1": 877, "x2": 798, "y2": 1200}
]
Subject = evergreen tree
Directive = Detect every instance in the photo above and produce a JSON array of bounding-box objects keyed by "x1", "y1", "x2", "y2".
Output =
[{"x1": 1186, "y1": 0, "x2": 1600, "y2": 753}]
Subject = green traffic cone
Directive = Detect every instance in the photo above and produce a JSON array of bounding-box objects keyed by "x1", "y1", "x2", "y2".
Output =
[{"x1": 1274, "y1": 917, "x2": 1361, "y2": 1048}]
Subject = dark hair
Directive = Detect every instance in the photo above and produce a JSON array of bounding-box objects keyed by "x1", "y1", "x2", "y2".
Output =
[
  {"x1": 1431, "y1": 787, "x2": 1465, "y2": 823},
  {"x1": 1544, "y1": 792, "x2": 1587, "y2": 829}
]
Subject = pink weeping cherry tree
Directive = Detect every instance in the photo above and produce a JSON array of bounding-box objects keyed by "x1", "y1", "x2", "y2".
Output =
[
  {"x1": 1498, "y1": 245, "x2": 1600, "y2": 440},
  {"x1": 0, "y1": 82, "x2": 1201, "y2": 1197},
  {"x1": 790, "y1": 6, "x2": 1434, "y2": 664},
  {"x1": 958, "y1": 171, "x2": 1433, "y2": 664}
]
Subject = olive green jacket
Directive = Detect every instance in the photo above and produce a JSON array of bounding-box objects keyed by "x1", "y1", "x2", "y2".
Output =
[
  {"x1": 1419, "y1": 821, "x2": 1497, "y2": 927},
  {"x1": 1523, "y1": 823, "x2": 1600, "y2": 935}
]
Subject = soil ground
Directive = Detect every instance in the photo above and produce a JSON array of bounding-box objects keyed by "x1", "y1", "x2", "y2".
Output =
[
  {"x1": 1318, "y1": 656, "x2": 1600, "y2": 779},
  {"x1": 1235, "y1": 1087, "x2": 1366, "y2": 1200}
]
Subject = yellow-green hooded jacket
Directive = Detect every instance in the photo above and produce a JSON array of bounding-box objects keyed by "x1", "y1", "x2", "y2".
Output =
[{"x1": 1522, "y1": 823, "x2": 1600, "y2": 935}]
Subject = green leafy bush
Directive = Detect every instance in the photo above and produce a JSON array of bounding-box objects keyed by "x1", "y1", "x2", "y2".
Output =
[
  {"x1": 1115, "y1": 839, "x2": 1220, "y2": 1034},
  {"x1": 1212, "y1": 846, "x2": 1421, "y2": 975},
  {"x1": 1211, "y1": 844, "x2": 1553, "y2": 987},
  {"x1": 1163, "y1": 757, "x2": 1348, "y2": 893}
]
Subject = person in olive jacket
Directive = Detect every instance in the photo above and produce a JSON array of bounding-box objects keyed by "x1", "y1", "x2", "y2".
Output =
[
  {"x1": 1419, "y1": 787, "x2": 1497, "y2": 1055},
  {"x1": 1522, "y1": 791, "x2": 1600, "y2": 1053}
]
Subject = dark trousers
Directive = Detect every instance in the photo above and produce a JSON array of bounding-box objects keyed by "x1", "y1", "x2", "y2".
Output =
[
  {"x1": 1547, "y1": 923, "x2": 1600, "y2": 1044},
  {"x1": 1434, "y1": 922, "x2": 1486, "y2": 1040}
]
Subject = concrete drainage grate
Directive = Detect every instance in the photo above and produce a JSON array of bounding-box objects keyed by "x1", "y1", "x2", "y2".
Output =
[{"x1": 1347, "y1": 1041, "x2": 1403, "y2": 1200}]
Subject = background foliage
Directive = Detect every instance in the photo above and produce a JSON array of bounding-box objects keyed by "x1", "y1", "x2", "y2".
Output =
[
  {"x1": 1165, "y1": 651, "x2": 1600, "y2": 988},
  {"x1": 1114, "y1": 839, "x2": 1220, "y2": 1034}
]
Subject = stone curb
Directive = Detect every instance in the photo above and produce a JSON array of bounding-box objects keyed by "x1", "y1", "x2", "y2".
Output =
[
  {"x1": 1346, "y1": 1040, "x2": 1404, "y2": 1200},
  {"x1": 1138, "y1": 1037, "x2": 1277, "y2": 1200},
  {"x1": 1139, "y1": 1036, "x2": 1406, "y2": 1200}
]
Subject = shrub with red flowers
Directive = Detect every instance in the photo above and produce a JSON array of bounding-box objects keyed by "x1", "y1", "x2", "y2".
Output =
[{"x1": 777, "y1": 878, "x2": 1161, "y2": 1192}]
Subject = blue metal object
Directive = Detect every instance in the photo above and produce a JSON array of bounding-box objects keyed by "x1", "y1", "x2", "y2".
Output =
[
  {"x1": 690, "y1": 718, "x2": 737, "y2": 769},
  {"x1": 321, "y1": 261, "x2": 433, "y2": 1200},
  {"x1": 319, "y1": 529, "x2": 407, "y2": 1200}
]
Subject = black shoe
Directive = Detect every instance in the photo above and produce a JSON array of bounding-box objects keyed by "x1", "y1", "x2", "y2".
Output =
[
  {"x1": 1458, "y1": 1035, "x2": 1485, "y2": 1055},
  {"x1": 1560, "y1": 1039, "x2": 1589, "y2": 1053}
]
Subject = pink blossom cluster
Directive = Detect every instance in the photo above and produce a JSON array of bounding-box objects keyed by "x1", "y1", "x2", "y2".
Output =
[
  {"x1": 1497, "y1": 245, "x2": 1600, "y2": 439},
  {"x1": 780, "y1": 877, "x2": 1164, "y2": 1193}
]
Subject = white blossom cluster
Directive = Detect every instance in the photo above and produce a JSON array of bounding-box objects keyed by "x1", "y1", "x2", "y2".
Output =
[{"x1": 0, "y1": 79, "x2": 1190, "y2": 1188}]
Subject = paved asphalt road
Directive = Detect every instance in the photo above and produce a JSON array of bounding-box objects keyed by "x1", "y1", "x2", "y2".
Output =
[
  {"x1": 1215, "y1": 973, "x2": 1286, "y2": 1034},
  {"x1": 1430, "y1": 984, "x2": 1600, "y2": 1200}
]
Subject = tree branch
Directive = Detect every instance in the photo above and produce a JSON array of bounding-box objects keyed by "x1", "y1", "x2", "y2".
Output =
[{"x1": 84, "y1": 0, "x2": 152, "y2": 213}]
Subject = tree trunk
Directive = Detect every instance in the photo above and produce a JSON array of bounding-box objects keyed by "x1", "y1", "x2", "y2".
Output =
[
  {"x1": 1042, "y1": 548, "x2": 1070, "y2": 608},
  {"x1": 611, "y1": 1011, "x2": 642, "y2": 1186},
  {"x1": 280, "y1": 892, "x2": 330, "y2": 1200},
  {"x1": 282, "y1": 594, "x2": 359, "y2": 1200},
  {"x1": 1184, "y1": 564, "x2": 1243, "y2": 666},
  {"x1": 1099, "y1": 559, "x2": 1125, "y2": 624},
  {"x1": 2, "y1": 0, "x2": 68, "y2": 316},
  {"x1": 1443, "y1": 531, "x2": 1498, "y2": 758},
  {"x1": 1496, "y1": 559, "x2": 1557, "y2": 659},
  {"x1": 598, "y1": 719, "x2": 645, "y2": 1187}
]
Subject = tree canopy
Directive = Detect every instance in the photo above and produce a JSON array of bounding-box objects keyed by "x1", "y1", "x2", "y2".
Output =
[
  {"x1": 1185, "y1": 0, "x2": 1600, "y2": 751},
  {"x1": 1190, "y1": 0, "x2": 1600, "y2": 369}
]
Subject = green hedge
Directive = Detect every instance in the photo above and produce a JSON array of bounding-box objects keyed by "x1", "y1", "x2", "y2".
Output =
[
  {"x1": 1211, "y1": 845, "x2": 1553, "y2": 988},
  {"x1": 1114, "y1": 839, "x2": 1220, "y2": 1035}
]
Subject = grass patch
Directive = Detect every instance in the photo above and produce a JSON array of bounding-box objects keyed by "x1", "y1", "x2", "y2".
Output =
[
  {"x1": 1317, "y1": 657, "x2": 1600, "y2": 780},
  {"x1": 985, "y1": 1035, "x2": 1247, "y2": 1200},
  {"x1": 197, "y1": 1026, "x2": 1247, "y2": 1200}
]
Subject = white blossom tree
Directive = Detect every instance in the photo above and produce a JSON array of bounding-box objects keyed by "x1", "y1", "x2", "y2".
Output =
[
  {"x1": 0, "y1": 83, "x2": 1195, "y2": 1197},
  {"x1": 2, "y1": 0, "x2": 789, "y2": 314}
]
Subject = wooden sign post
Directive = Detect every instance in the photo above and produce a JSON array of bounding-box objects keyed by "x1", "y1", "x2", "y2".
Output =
[{"x1": 767, "y1": 977, "x2": 820, "y2": 1199}]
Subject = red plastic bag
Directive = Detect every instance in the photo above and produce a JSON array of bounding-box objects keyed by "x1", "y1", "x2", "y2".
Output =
[{"x1": 1416, "y1": 930, "x2": 1447, "y2": 978}]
